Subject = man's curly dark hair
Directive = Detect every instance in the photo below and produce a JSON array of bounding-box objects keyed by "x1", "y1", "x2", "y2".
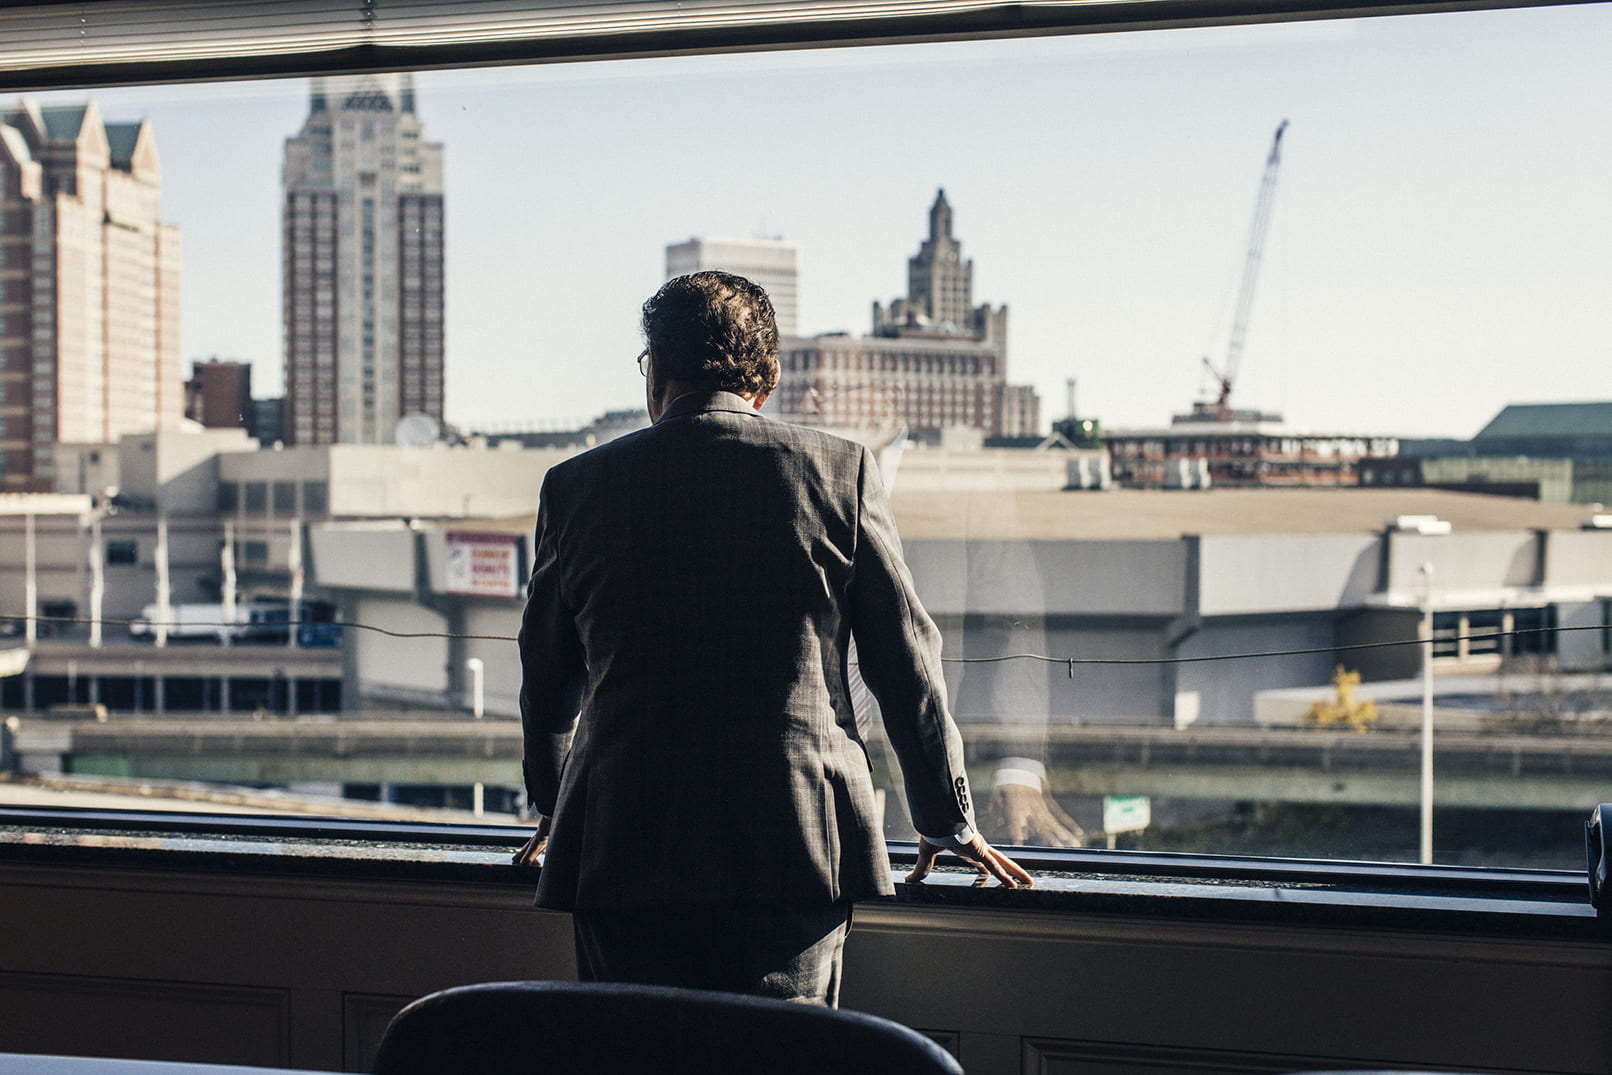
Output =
[{"x1": 641, "y1": 271, "x2": 780, "y2": 398}]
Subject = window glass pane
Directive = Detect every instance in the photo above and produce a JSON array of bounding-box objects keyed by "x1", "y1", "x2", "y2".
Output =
[
  {"x1": 1465, "y1": 610, "x2": 1503, "y2": 656},
  {"x1": 272, "y1": 480, "x2": 297, "y2": 514},
  {"x1": 4, "y1": 2, "x2": 1611, "y2": 875},
  {"x1": 1508, "y1": 607, "x2": 1557, "y2": 657}
]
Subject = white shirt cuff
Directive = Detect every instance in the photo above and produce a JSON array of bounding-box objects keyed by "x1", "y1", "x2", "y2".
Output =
[{"x1": 919, "y1": 824, "x2": 976, "y2": 848}]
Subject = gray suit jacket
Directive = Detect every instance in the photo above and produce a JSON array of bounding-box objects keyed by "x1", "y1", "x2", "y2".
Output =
[{"x1": 518, "y1": 390, "x2": 975, "y2": 910}]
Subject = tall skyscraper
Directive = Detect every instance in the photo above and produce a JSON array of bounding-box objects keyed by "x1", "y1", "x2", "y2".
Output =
[
  {"x1": 665, "y1": 237, "x2": 798, "y2": 337},
  {"x1": 282, "y1": 74, "x2": 444, "y2": 445},
  {"x1": 0, "y1": 99, "x2": 182, "y2": 491}
]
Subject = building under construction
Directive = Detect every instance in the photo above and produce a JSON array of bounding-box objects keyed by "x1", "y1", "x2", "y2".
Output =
[
  {"x1": 1104, "y1": 419, "x2": 1399, "y2": 489},
  {"x1": 1096, "y1": 121, "x2": 1398, "y2": 489}
]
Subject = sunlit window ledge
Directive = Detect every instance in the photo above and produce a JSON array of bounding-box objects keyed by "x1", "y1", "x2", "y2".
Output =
[{"x1": 3, "y1": 806, "x2": 1602, "y2": 940}]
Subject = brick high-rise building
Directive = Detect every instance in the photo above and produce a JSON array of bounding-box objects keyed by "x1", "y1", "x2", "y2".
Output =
[
  {"x1": 185, "y1": 358, "x2": 255, "y2": 436},
  {"x1": 0, "y1": 99, "x2": 182, "y2": 491},
  {"x1": 282, "y1": 74, "x2": 444, "y2": 445}
]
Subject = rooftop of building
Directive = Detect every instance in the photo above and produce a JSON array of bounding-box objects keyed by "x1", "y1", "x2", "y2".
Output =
[
  {"x1": 1474, "y1": 401, "x2": 1612, "y2": 440},
  {"x1": 784, "y1": 332, "x2": 999, "y2": 352},
  {"x1": 38, "y1": 103, "x2": 88, "y2": 139},
  {"x1": 1104, "y1": 419, "x2": 1397, "y2": 440},
  {"x1": 668, "y1": 236, "x2": 796, "y2": 250},
  {"x1": 0, "y1": 493, "x2": 94, "y2": 516},
  {"x1": 0, "y1": 124, "x2": 29, "y2": 164},
  {"x1": 885, "y1": 487, "x2": 1599, "y2": 540},
  {"x1": 104, "y1": 120, "x2": 143, "y2": 166},
  {"x1": 442, "y1": 487, "x2": 1600, "y2": 543}
]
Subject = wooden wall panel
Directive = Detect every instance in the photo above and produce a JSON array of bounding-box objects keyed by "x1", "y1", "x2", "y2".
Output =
[
  {"x1": 0, "y1": 972, "x2": 289, "y2": 1067},
  {"x1": 1, "y1": 861, "x2": 1607, "y2": 1075},
  {"x1": 342, "y1": 993, "x2": 413, "y2": 1074},
  {"x1": 1023, "y1": 1039, "x2": 1357, "y2": 1075}
]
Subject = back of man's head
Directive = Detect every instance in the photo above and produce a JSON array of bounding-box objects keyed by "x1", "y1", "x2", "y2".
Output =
[{"x1": 641, "y1": 271, "x2": 780, "y2": 398}]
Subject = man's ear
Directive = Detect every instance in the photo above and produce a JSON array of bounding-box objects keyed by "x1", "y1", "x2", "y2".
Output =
[{"x1": 750, "y1": 391, "x2": 771, "y2": 411}]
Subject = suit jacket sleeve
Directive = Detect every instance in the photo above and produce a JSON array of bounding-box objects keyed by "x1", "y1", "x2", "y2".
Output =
[
  {"x1": 846, "y1": 446, "x2": 977, "y2": 841},
  {"x1": 518, "y1": 469, "x2": 586, "y2": 817}
]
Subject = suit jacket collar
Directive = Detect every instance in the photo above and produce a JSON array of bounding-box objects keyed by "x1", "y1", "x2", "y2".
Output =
[{"x1": 657, "y1": 390, "x2": 764, "y2": 423}]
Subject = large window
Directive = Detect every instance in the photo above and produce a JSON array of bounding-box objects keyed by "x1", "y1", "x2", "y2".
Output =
[{"x1": 2, "y1": 0, "x2": 1609, "y2": 872}]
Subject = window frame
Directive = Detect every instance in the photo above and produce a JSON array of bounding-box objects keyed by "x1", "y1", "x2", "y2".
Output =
[
  {"x1": 0, "y1": 0, "x2": 1602, "y2": 907},
  {"x1": 0, "y1": 803, "x2": 1599, "y2": 932},
  {"x1": 0, "y1": 0, "x2": 1591, "y2": 94}
]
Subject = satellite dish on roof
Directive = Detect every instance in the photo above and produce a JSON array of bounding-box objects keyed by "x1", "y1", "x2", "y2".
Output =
[{"x1": 394, "y1": 413, "x2": 441, "y2": 447}]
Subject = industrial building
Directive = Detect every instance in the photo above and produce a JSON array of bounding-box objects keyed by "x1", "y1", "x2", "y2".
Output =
[
  {"x1": 1103, "y1": 419, "x2": 1400, "y2": 488},
  {"x1": 305, "y1": 485, "x2": 1610, "y2": 728},
  {"x1": 184, "y1": 358, "x2": 256, "y2": 437},
  {"x1": 1364, "y1": 401, "x2": 1612, "y2": 504}
]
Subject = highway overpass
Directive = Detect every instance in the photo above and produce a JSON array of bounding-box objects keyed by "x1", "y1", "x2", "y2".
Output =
[{"x1": 8, "y1": 714, "x2": 1610, "y2": 812}]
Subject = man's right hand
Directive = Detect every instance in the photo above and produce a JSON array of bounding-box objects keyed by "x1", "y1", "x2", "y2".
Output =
[
  {"x1": 906, "y1": 833, "x2": 1033, "y2": 888},
  {"x1": 512, "y1": 813, "x2": 552, "y2": 867}
]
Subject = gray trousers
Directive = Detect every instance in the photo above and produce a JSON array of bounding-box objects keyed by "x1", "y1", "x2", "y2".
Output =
[{"x1": 571, "y1": 902, "x2": 853, "y2": 1007}]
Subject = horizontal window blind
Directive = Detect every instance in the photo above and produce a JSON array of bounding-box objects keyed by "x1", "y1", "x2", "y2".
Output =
[{"x1": 0, "y1": 0, "x2": 1586, "y2": 89}]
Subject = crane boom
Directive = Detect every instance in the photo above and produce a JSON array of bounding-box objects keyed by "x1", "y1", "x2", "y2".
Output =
[{"x1": 1205, "y1": 119, "x2": 1288, "y2": 420}]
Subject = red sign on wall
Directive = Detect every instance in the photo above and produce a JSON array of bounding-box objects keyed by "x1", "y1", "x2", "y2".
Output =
[{"x1": 443, "y1": 532, "x2": 521, "y2": 597}]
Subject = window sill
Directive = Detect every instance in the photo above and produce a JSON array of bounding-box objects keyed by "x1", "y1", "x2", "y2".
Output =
[{"x1": 2, "y1": 805, "x2": 1604, "y2": 940}]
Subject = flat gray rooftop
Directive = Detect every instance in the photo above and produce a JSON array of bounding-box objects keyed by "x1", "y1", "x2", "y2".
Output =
[
  {"x1": 449, "y1": 487, "x2": 1597, "y2": 542},
  {"x1": 887, "y1": 487, "x2": 1597, "y2": 540}
]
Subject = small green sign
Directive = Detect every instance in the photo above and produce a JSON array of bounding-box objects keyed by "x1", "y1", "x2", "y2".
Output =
[{"x1": 1103, "y1": 795, "x2": 1151, "y2": 834}]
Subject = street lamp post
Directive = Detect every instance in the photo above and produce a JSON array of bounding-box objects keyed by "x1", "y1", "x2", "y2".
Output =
[
  {"x1": 1419, "y1": 561, "x2": 1435, "y2": 865},
  {"x1": 466, "y1": 656, "x2": 486, "y2": 817},
  {"x1": 466, "y1": 657, "x2": 485, "y2": 719}
]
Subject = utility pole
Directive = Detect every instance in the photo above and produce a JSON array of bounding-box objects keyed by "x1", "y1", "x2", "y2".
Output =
[
  {"x1": 221, "y1": 519, "x2": 236, "y2": 647},
  {"x1": 88, "y1": 515, "x2": 104, "y2": 649},
  {"x1": 155, "y1": 513, "x2": 170, "y2": 648},
  {"x1": 23, "y1": 513, "x2": 36, "y2": 645},
  {"x1": 466, "y1": 657, "x2": 485, "y2": 720},
  {"x1": 287, "y1": 518, "x2": 303, "y2": 650}
]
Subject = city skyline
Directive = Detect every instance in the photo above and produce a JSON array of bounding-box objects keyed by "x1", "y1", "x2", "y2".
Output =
[{"x1": 12, "y1": 2, "x2": 1612, "y2": 441}]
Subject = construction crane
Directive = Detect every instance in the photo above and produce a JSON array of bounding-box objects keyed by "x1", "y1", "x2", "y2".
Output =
[{"x1": 1197, "y1": 119, "x2": 1289, "y2": 422}]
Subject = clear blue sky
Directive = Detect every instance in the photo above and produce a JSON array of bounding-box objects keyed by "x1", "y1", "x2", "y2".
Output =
[{"x1": 24, "y1": 2, "x2": 1612, "y2": 437}]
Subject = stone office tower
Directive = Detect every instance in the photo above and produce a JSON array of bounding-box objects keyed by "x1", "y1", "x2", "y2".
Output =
[
  {"x1": 282, "y1": 74, "x2": 444, "y2": 445},
  {"x1": 771, "y1": 188, "x2": 1037, "y2": 437},
  {"x1": 872, "y1": 188, "x2": 1005, "y2": 346},
  {"x1": 0, "y1": 99, "x2": 182, "y2": 490}
]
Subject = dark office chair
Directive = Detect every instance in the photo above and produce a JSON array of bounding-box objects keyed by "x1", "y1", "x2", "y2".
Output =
[{"x1": 371, "y1": 979, "x2": 964, "y2": 1075}]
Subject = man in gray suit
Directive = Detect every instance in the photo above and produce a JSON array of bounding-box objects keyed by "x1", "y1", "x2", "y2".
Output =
[{"x1": 514, "y1": 271, "x2": 1029, "y2": 1006}]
